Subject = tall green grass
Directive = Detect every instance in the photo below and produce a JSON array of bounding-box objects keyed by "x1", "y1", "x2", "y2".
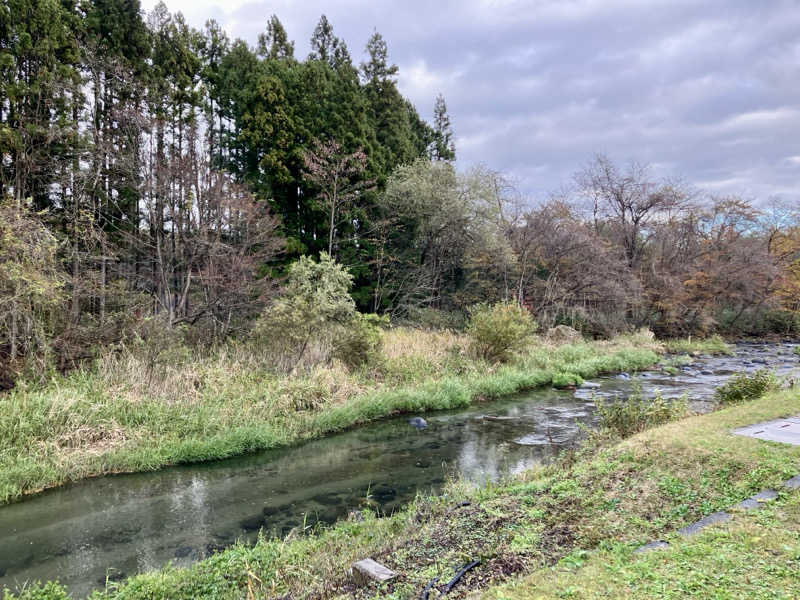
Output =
[
  {"x1": 663, "y1": 335, "x2": 732, "y2": 355},
  {"x1": 0, "y1": 329, "x2": 689, "y2": 504}
]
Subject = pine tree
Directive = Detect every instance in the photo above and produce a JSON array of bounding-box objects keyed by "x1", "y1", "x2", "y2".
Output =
[
  {"x1": 360, "y1": 31, "x2": 429, "y2": 181},
  {"x1": 0, "y1": 0, "x2": 81, "y2": 207},
  {"x1": 430, "y1": 93, "x2": 456, "y2": 161},
  {"x1": 198, "y1": 19, "x2": 230, "y2": 164},
  {"x1": 308, "y1": 15, "x2": 336, "y2": 65},
  {"x1": 360, "y1": 31, "x2": 398, "y2": 86},
  {"x1": 257, "y1": 15, "x2": 294, "y2": 61}
]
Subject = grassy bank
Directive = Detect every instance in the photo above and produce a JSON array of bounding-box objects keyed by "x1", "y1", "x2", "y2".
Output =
[
  {"x1": 6, "y1": 380, "x2": 798, "y2": 599},
  {"x1": 0, "y1": 328, "x2": 683, "y2": 504},
  {"x1": 493, "y1": 493, "x2": 800, "y2": 599}
]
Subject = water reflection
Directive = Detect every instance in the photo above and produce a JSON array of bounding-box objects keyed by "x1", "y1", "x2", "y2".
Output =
[{"x1": 0, "y1": 342, "x2": 797, "y2": 596}]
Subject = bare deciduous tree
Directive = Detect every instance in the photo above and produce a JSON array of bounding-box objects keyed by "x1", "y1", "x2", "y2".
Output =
[
  {"x1": 302, "y1": 138, "x2": 373, "y2": 257},
  {"x1": 575, "y1": 154, "x2": 691, "y2": 268}
]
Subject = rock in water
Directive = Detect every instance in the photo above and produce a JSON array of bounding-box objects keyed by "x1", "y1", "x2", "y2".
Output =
[
  {"x1": 351, "y1": 558, "x2": 396, "y2": 586},
  {"x1": 408, "y1": 417, "x2": 427, "y2": 429}
]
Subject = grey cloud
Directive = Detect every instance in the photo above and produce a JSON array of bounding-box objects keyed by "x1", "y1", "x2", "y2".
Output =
[{"x1": 158, "y1": 0, "x2": 800, "y2": 204}]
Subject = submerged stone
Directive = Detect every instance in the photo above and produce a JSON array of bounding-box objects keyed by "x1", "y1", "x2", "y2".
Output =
[
  {"x1": 316, "y1": 506, "x2": 345, "y2": 525},
  {"x1": 408, "y1": 417, "x2": 428, "y2": 429},
  {"x1": 371, "y1": 484, "x2": 397, "y2": 504},
  {"x1": 97, "y1": 570, "x2": 126, "y2": 584},
  {"x1": 204, "y1": 542, "x2": 226, "y2": 556},
  {"x1": 240, "y1": 515, "x2": 265, "y2": 532},
  {"x1": 311, "y1": 492, "x2": 344, "y2": 506}
]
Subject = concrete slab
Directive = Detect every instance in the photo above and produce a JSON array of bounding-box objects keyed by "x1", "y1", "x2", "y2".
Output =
[
  {"x1": 732, "y1": 416, "x2": 800, "y2": 445},
  {"x1": 784, "y1": 475, "x2": 800, "y2": 490},
  {"x1": 634, "y1": 540, "x2": 669, "y2": 553},
  {"x1": 734, "y1": 489, "x2": 778, "y2": 510},
  {"x1": 351, "y1": 558, "x2": 396, "y2": 586},
  {"x1": 677, "y1": 511, "x2": 731, "y2": 536}
]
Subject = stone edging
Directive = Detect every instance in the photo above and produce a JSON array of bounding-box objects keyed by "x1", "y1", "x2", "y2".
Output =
[{"x1": 634, "y1": 474, "x2": 800, "y2": 554}]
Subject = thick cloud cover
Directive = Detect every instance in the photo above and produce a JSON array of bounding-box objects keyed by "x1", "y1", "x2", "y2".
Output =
[{"x1": 142, "y1": 0, "x2": 800, "y2": 202}]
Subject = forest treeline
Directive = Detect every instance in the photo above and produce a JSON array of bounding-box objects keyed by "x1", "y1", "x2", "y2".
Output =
[{"x1": 2, "y1": 0, "x2": 799, "y2": 384}]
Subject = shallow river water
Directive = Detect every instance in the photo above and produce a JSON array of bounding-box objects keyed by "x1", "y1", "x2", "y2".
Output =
[{"x1": 1, "y1": 342, "x2": 798, "y2": 596}]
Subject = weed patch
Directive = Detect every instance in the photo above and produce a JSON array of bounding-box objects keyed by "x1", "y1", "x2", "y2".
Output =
[
  {"x1": 663, "y1": 336, "x2": 732, "y2": 356},
  {"x1": 594, "y1": 389, "x2": 690, "y2": 438},
  {"x1": 714, "y1": 369, "x2": 779, "y2": 405}
]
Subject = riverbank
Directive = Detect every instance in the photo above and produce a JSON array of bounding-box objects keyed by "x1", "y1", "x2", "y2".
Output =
[
  {"x1": 7, "y1": 376, "x2": 797, "y2": 599},
  {"x1": 3, "y1": 329, "x2": 727, "y2": 505}
]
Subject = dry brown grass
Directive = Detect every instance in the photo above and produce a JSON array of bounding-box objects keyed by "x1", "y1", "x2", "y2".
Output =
[{"x1": 382, "y1": 327, "x2": 466, "y2": 362}]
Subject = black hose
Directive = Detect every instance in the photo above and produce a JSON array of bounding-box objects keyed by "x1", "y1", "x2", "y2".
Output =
[
  {"x1": 442, "y1": 560, "x2": 480, "y2": 594},
  {"x1": 419, "y1": 576, "x2": 440, "y2": 600}
]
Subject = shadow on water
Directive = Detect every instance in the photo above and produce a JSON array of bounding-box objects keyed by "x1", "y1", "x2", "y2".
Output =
[{"x1": 0, "y1": 342, "x2": 797, "y2": 596}]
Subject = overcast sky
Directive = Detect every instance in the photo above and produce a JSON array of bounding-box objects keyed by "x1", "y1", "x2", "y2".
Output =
[{"x1": 141, "y1": 0, "x2": 800, "y2": 203}]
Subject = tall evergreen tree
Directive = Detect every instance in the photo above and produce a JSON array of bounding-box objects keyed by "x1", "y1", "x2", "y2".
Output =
[
  {"x1": 81, "y1": 0, "x2": 150, "y2": 235},
  {"x1": 0, "y1": 0, "x2": 80, "y2": 207},
  {"x1": 198, "y1": 19, "x2": 230, "y2": 164},
  {"x1": 360, "y1": 31, "x2": 430, "y2": 182},
  {"x1": 308, "y1": 15, "x2": 336, "y2": 65},
  {"x1": 430, "y1": 93, "x2": 455, "y2": 162},
  {"x1": 360, "y1": 31, "x2": 398, "y2": 86},
  {"x1": 257, "y1": 15, "x2": 294, "y2": 61}
]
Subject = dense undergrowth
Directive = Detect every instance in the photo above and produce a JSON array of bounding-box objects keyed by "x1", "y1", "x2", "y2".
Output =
[
  {"x1": 5, "y1": 377, "x2": 797, "y2": 599},
  {"x1": 0, "y1": 328, "x2": 684, "y2": 504}
]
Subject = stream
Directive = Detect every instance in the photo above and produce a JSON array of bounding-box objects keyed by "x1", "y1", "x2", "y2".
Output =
[{"x1": 1, "y1": 342, "x2": 798, "y2": 596}]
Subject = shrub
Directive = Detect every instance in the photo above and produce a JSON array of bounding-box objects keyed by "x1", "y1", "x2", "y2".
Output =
[
  {"x1": 714, "y1": 369, "x2": 778, "y2": 405},
  {"x1": 252, "y1": 253, "x2": 355, "y2": 372},
  {"x1": 552, "y1": 372, "x2": 583, "y2": 388},
  {"x1": 716, "y1": 307, "x2": 800, "y2": 337},
  {"x1": 545, "y1": 325, "x2": 583, "y2": 344},
  {"x1": 1, "y1": 581, "x2": 71, "y2": 600},
  {"x1": 467, "y1": 302, "x2": 537, "y2": 363},
  {"x1": 595, "y1": 390, "x2": 689, "y2": 438},
  {"x1": 333, "y1": 313, "x2": 388, "y2": 370},
  {"x1": 0, "y1": 197, "x2": 65, "y2": 371}
]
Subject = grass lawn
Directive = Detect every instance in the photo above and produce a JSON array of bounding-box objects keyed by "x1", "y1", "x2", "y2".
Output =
[{"x1": 490, "y1": 493, "x2": 800, "y2": 599}]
